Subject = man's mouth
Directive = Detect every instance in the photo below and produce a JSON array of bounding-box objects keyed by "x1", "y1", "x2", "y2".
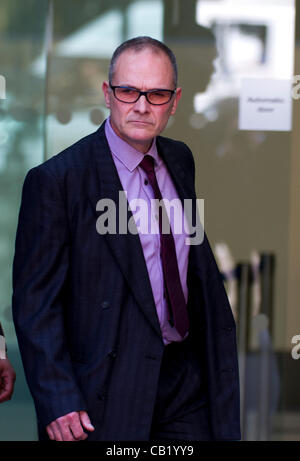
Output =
[{"x1": 129, "y1": 120, "x2": 152, "y2": 125}]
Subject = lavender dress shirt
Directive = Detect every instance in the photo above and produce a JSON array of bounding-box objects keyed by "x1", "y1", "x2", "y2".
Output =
[{"x1": 105, "y1": 118, "x2": 190, "y2": 344}]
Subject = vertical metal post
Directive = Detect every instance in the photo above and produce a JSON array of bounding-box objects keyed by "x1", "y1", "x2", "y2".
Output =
[
  {"x1": 236, "y1": 262, "x2": 252, "y2": 440},
  {"x1": 260, "y1": 254, "x2": 275, "y2": 336},
  {"x1": 257, "y1": 253, "x2": 275, "y2": 441},
  {"x1": 171, "y1": 0, "x2": 180, "y2": 26}
]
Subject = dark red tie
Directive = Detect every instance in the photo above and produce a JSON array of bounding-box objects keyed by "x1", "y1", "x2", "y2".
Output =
[{"x1": 139, "y1": 155, "x2": 189, "y2": 338}]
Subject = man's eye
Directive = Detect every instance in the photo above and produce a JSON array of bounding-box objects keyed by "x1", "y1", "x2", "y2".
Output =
[{"x1": 120, "y1": 88, "x2": 136, "y2": 94}]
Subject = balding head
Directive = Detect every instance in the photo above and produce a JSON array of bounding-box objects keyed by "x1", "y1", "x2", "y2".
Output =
[{"x1": 109, "y1": 36, "x2": 178, "y2": 89}]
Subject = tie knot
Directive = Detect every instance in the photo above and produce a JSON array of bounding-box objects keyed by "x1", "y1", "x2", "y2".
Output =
[{"x1": 139, "y1": 155, "x2": 155, "y2": 175}]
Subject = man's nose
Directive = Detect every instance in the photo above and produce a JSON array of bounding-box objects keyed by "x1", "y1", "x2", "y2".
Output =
[{"x1": 133, "y1": 94, "x2": 150, "y2": 113}]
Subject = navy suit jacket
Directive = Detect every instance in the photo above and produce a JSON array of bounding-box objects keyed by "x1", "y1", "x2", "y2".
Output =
[{"x1": 12, "y1": 121, "x2": 241, "y2": 441}]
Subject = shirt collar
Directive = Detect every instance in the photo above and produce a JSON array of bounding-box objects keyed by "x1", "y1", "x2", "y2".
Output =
[{"x1": 104, "y1": 117, "x2": 161, "y2": 172}]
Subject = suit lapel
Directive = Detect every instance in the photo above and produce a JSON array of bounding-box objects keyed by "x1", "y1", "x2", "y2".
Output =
[{"x1": 90, "y1": 124, "x2": 162, "y2": 339}]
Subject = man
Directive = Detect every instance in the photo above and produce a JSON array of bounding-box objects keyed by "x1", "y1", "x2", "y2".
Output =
[
  {"x1": 0, "y1": 321, "x2": 16, "y2": 403},
  {"x1": 12, "y1": 36, "x2": 240, "y2": 441}
]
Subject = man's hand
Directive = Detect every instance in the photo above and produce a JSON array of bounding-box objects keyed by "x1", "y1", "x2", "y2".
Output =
[
  {"x1": 0, "y1": 358, "x2": 16, "y2": 403},
  {"x1": 46, "y1": 410, "x2": 95, "y2": 441}
]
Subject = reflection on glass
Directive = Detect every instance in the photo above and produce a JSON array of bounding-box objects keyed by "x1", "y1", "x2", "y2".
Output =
[
  {"x1": 0, "y1": 0, "x2": 49, "y2": 441},
  {"x1": 195, "y1": 0, "x2": 295, "y2": 114},
  {"x1": 0, "y1": 0, "x2": 48, "y2": 343},
  {"x1": 45, "y1": 0, "x2": 164, "y2": 157}
]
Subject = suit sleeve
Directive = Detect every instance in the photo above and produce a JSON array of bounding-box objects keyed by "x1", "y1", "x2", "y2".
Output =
[
  {"x1": 12, "y1": 166, "x2": 87, "y2": 428},
  {"x1": 0, "y1": 322, "x2": 4, "y2": 337}
]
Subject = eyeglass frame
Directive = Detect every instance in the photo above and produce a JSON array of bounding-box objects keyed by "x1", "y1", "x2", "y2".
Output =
[{"x1": 109, "y1": 83, "x2": 177, "y2": 106}]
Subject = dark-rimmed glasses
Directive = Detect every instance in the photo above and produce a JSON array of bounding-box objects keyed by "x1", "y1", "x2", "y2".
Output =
[{"x1": 110, "y1": 84, "x2": 176, "y2": 105}]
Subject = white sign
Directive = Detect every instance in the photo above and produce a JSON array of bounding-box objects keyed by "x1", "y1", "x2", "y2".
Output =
[{"x1": 239, "y1": 78, "x2": 292, "y2": 132}]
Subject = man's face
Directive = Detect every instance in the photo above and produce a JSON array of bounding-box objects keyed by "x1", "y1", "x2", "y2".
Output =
[{"x1": 102, "y1": 48, "x2": 182, "y2": 153}]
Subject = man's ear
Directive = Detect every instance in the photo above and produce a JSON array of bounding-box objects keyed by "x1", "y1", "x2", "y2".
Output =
[
  {"x1": 170, "y1": 87, "x2": 182, "y2": 115},
  {"x1": 102, "y1": 81, "x2": 111, "y2": 108}
]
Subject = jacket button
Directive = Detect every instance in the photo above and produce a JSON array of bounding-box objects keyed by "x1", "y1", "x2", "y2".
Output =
[
  {"x1": 97, "y1": 392, "x2": 105, "y2": 400},
  {"x1": 108, "y1": 350, "x2": 117, "y2": 359},
  {"x1": 101, "y1": 301, "x2": 110, "y2": 309}
]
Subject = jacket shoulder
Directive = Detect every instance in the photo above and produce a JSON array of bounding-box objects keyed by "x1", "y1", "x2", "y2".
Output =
[
  {"x1": 23, "y1": 124, "x2": 107, "y2": 189},
  {"x1": 157, "y1": 134, "x2": 191, "y2": 151},
  {"x1": 40, "y1": 127, "x2": 103, "y2": 175},
  {"x1": 157, "y1": 134, "x2": 195, "y2": 179},
  {"x1": 157, "y1": 134, "x2": 194, "y2": 161}
]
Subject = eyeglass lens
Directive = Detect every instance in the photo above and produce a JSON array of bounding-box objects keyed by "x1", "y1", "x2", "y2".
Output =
[{"x1": 114, "y1": 87, "x2": 173, "y2": 105}]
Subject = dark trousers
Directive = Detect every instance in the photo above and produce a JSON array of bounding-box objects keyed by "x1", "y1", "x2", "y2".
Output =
[{"x1": 149, "y1": 336, "x2": 213, "y2": 441}]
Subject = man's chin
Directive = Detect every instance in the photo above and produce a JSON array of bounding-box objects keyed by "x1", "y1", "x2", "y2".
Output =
[
  {"x1": 124, "y1": 132, "x2": 154, "y2": 152},
  {"x1": 126, "y1": 129, "x2": 154, "y2": 143}
]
